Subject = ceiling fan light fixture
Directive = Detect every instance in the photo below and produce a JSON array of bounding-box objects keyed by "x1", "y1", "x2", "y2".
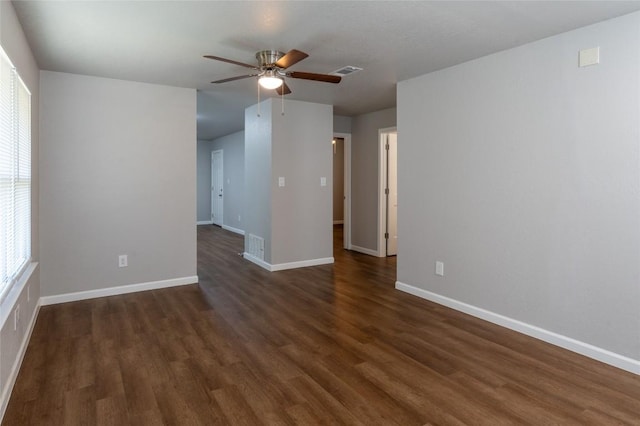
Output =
[{"x1": 258, "y1": 70, "x2": 283, "y2": 90}]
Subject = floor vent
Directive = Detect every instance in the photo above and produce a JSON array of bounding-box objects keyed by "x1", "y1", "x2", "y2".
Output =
[{"x1": 247, "y1": 234, "x2": 265, "y2": 260}]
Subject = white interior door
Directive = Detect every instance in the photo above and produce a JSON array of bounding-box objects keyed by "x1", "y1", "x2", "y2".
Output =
[
  {"x1": 386, "y1": 133, "x2": 398, "y2": 256},
  {"x1": 211, "y1": 150, "x2": 224, "y2": 226}
]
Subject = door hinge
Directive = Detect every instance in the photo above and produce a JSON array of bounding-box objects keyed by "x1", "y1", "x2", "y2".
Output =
[
  {"x1": 384, "y1": 232, "x2": 389, "y2": 239},
  {"x1": 385, "y1": 144, "x2": 389, "y2": 150},
  {"x1": 385, "y1": 188, "x2": 389, "y2": 195}
]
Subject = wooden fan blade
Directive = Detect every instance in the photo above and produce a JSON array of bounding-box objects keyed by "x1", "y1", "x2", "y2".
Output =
[
  {"x1": 276, "y1": 82, "x2": 291, "y2": 96},
  {"x1": 288, "y1": 71, "x2": 341, "y2": 83},
  {"x1": 211, "y1": 74, "x2": 258, "y2": 84},
  {"x1": 275, "y1": 49, "x2": 309, "y2": 69},
  {"x1": 204, "y1": 55, "x2": 258, "y2": 69}
]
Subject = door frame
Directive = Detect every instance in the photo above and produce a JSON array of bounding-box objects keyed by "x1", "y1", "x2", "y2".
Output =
[
  {"x1": 377, "y1": 127, "x2": 397, "y2": 257},
  {"x1": 211, "y1": 149, "x2": 224, "y2": 226},
  {"x1": 334, "y1": 132, "x2": 352, "y2": 250}
]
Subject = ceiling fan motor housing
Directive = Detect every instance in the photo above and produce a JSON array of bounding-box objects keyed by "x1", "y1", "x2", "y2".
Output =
[{"x1": 256, "y1": 50, "x2": 284, "y2": 67}]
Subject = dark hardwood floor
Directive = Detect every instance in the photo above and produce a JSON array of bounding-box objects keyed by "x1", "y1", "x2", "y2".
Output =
[{"x1": 4, "y1": 225, "x2": 640, "y2": 425}]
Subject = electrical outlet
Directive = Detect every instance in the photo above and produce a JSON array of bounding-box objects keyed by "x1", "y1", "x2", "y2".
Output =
[
  {"x1": 435, "y1": 261, "x2": 444, "y2": 277},
  {"x1": 118, "y1": 254, "x2": 128, "y2": 268},
  {"x1": 238, "y1": 215, "x2": 241, "y2": 222},
  {"x1": 14, "y1": 304, "x2": 20, "y2": 331}
]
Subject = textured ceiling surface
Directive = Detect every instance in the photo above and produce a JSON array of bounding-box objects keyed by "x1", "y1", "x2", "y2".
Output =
[{"x1": 12, "y1": 1, "x2": 640, "y2": 140}]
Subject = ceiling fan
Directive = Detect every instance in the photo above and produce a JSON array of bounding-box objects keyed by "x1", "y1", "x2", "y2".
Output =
[{"x1": 204, "y1": 49, "x2": 341, "y2": 95}]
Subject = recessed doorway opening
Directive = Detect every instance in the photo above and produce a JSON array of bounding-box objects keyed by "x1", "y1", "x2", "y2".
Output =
[
  {"x1": 378, "y1": 127, "x2": 397, "y2": 257},
  {"x1": 333, "y1": 133, "x2": 351, "y2": 251}
]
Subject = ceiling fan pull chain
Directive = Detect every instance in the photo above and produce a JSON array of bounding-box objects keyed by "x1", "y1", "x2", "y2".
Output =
[
  {"x1": 257, "y1": 81, "x2": 261, "y2": 117},
  {"x1": 281, "y1": 87, "x2": 285, "y2": 116}
]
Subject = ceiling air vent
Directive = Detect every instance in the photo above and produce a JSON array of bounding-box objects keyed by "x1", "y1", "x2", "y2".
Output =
[{"x1": 330, "y1": 66, "x2": 363, "y2": 77}]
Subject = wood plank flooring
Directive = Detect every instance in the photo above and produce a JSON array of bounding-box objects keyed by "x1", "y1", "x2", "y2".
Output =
[{"x1": 3, "y1": 225, "x2": 640, "y2": 425}]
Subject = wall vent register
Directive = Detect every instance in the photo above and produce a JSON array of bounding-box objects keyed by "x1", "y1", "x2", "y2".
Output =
[{"x1": 247, "y1": 234, "x2": 265, "y2": 261}]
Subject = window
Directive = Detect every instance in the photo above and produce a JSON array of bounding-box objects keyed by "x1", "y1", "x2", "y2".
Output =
[{"x1": 0, "y1": 45, "x2": 31, "y2": 300}]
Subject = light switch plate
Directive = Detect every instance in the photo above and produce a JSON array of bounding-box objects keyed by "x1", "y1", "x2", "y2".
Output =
[
  {"x1": 320, "y1": 177, "x2": 327, "y2": 187},
  {"x1": 278, "y1": 177, "x2": 285, "y2": 187}
]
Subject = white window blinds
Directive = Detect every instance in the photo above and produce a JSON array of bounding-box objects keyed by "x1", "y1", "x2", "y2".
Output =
[{"x1": 0, "y1": 45, "x2": 31, "y2": 299}]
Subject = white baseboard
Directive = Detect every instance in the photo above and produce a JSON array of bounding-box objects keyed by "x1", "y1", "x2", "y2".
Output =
[
  {"x1": 243, "y1": 253, "x2": 334, "y2": 272},
  {"x1": 333, "y1": 220, "x2": 344, "y2": 225},
  {"x1": 271, "y1": 257, "x2": 334, "y2": 272},
  {"x1": 197, "y1": 220, "x2": 213, "y2": 225},
  {"x1": 40, "y1": 275, "x2": 199, "y2": 306},
  {"x1": 222, "y1": 224, "x2": 245, "y2": 235},
  {"x1": 395, "y1": 281, "x2": 640, "y2": 375},
  {"x1": 243, "y1": 252, "x2": 272, "y2": 271},
  {"x1": 349, "y1": 244, "x2": 379, "y2": 257},
  {"x1": 0, "y1": 301, "x2": 40, "y2": 422}
]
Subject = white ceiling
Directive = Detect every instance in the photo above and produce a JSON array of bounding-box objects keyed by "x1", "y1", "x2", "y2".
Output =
[{"x1": 12, "y1": 1, "x2": 640, "y2": 140}]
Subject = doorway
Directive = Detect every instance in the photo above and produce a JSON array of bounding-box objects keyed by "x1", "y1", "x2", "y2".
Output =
[
  {"x1": 333, "y1": 137, "x2": 345, "y2": 225},
  {"x1": 211, "y1": 149, "x2": 224, "y2": 226},
  {"x1": 333, "y1": 133, "x2": 351, "y2": 250},
  {"x1": 378, "y1": 128, "x2": 397, "y2": 257}
]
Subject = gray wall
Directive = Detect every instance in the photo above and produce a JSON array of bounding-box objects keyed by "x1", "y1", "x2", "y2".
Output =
[
  {"x1": 333, "y1": 114, "x2": 352, "y2": 134},
  {"x1": 40, "y1": 71, "x2": 197, "y2": 297},
  {"x1": 397, "y1": 12, "x2": 640, "y2": 360},
  {"x1": 351, "y1": 107, "x2": 396, "y2": 251},
  {"x1": 0, "y1": 0, "x2": 41, "y2": 411},
  {"x1": 211, "y1": 131, "x2": 245, "y2": 231},
  {"x1": 244, "y1": 101, "x2": 273, "y2": 261},
  {"x1": 245, "y1": 99, "x2": 333, "y2": 266},
  {"x1": 198, "y1": 115, "x2": 348, "y2": 230},
  {"x1": 271, "y1": 99, "x2": 333, "y2": 265},
  {"x1": 196, "y1": 139, "x2": 212, "y2": 222}
]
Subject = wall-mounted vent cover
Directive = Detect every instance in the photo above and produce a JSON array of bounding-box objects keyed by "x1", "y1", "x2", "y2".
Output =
[
  {"x1": 330, "y1": 66, "x2": 363, "y2": 77},
  {"x1": 247, "y1": 233, "x2": 265, "y2": 261}
]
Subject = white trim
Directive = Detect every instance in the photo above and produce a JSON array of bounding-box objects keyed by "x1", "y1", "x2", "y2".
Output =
[
  {"x1": 271, "y1": 257, "x2": 334, "y2": 272},
  {"x1": 197, "y1": 220, "x2": 213, "y2": 225},
  {"x1": 333, "y1": 220, "x2": 344, "y2": 225},
  {"x1": 0, "y1": 300, "x2": 40, "y2": 422},
  {"x1": 0, "y1": 262, "x2": 37, "y2": 326},
  {"x1": 0, "y1": 263, "x2": 39, "y2": 422},
  {"x1": 243, "y1": 252, "x2": 273, "y2": 271},
  {"x1": 395, "y1": 281, "x2": 640, "y2": 375},
  {"x1": 243, "y1": 253, "x2": 334, "y2": 272},
  {"x1": 349, "y1": 245, "x2": 379, "y2": 257},
  {"x1": 40, "y1": 276, "x2": 199, "y2": 306},
  {"x1": 222, "y1": 224, "x2": 245, "y2": 235}
]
